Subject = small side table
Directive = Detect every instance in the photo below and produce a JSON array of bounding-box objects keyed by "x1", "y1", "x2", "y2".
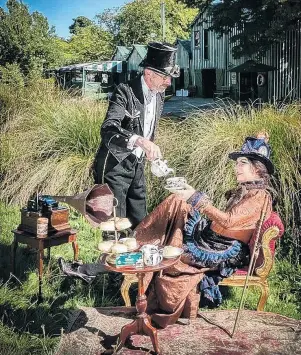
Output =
[
  {"x1": 102, "y1": 255, "x2": 180, "y2": 354},
  {"x1": 11, "y1": 228, "x2": 79, "y2": 300}
]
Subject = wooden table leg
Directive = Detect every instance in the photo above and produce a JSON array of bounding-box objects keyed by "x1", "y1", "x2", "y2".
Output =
[
  {"x1": 72, "y1": 238, "x2": 79, "y2": 261},
  {"x1": 11, "y1": 235, "x2": 18, "y2": 274},
  {"x1": 116, "y1": 272, "x2": 160, "y2": 354},
  {"x1": 37, "y1": 240, "x2": 44, "y2": 302}
]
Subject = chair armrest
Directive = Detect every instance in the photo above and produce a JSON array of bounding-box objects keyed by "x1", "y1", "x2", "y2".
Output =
[{"x1": 255, "y1": 226, "x2": 279, "y2": 278}]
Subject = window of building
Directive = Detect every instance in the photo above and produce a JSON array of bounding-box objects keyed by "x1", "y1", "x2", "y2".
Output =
[
  {"x1": 204, "y1": 29, "x2": 209, "y2": 60},
  {"x1": 194, "y1": 31, "x2": 200, "y2": 47}
]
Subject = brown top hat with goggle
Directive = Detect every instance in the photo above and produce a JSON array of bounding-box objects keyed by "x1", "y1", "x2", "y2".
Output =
[{"x1": 139, "y1": 42, "x2": 180, "y2": 78}]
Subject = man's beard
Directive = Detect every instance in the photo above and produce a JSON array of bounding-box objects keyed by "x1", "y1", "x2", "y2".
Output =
[{"x1": 158, "y1": 85, "x2": 168, "y2": 93}]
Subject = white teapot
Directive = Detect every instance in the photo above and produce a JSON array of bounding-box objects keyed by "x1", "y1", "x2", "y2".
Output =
[{"x1": 151, "y1": 158, "x2": 174, "y2": 178}]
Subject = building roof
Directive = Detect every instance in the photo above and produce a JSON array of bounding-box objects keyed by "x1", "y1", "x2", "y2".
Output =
[
  {"x1": 130, "y1": 44, "x2": 147, "y2": 59},
  {"x1": 191, "y1": 5, "x2": 212, "y2": 27},
  {"x1": 58, "y1": 61, "x2": 123, "y2": 73},
  {"x1": 177, "y1": 40, "x2": 191, "y2": 54},
  {"x1": 229, "y1": 60, "x2": 276, "y2": 73},
  {"x1": 113, "y1": 46, "x2": 132, "y2": 60}
]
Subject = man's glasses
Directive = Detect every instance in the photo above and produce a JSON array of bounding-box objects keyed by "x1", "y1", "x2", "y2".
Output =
[{"x1": 155, "y1": 72, "x2": 170, "y2": 81}]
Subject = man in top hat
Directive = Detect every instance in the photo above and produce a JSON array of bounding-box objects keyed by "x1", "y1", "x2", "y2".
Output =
[{"x1": 93, "y1": 42, "x2": 180, "y2": 228}]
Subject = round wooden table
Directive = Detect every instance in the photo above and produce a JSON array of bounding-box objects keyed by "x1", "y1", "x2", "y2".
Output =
[{"x1": 102, "y1": 255, "x2": 181, "y2": 354}]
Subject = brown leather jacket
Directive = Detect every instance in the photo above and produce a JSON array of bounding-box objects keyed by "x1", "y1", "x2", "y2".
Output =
[{"x1": 203, "y1": 189, "x2": 272, "y2": 244}]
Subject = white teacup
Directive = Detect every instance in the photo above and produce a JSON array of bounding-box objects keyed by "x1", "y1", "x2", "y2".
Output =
[
  {"x1": 165, "y1": 177, "x2": 187, "y2": 190},
  {"x1": 141, "y1": 244, "x2": 163, "y2": 266},
  {"x1": 151, "y1": 159, "x2": 174, "y2": 178}
]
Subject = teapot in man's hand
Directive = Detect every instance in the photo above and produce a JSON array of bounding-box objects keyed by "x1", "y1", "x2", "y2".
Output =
[{"x1": 151, "y1": 158, "x2": 174, "y2": 178}]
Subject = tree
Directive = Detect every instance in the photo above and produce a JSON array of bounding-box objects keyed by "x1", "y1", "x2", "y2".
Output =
[
  {"x1": 207, "y1": 0, "x2": 301, "y2": 58},
  {"x1": 178, "y1": 0, "x2": 209, "y2": 8},
  {"x1": 69, "y1": 16, "x2": 93, "y2": 35},
  {"x1": 46, "y1": 37, "x2": 75, "y2": 67},
  {"x1": 68, "y1": 25, "x2": 114, "y2": 62},
  {"x1": 0, "y1": 0, "x2": 57, "y2": 74},
  {"x1": 97, "y1": 0, "x2": 198, "y2": 45},
  {"x1": 96, "y1": 8, "x2": 121, "y2": 40}
]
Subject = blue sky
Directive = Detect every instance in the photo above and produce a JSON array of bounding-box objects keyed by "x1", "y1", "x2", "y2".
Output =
[{"x1": 0, "y1": 0, "x2": 127, "y2": 38}]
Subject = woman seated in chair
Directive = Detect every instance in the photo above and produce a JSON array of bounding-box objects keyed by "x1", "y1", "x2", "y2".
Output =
[{"x1": 59, "y1": 133, "x2": 275, "y2": 328}]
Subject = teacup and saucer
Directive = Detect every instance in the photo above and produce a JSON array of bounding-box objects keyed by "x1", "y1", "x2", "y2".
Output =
[{"x1": 164, "y1": 177, "x2": 187, "y2": 193}]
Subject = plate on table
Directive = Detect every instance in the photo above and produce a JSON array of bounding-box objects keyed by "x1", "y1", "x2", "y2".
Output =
[{"x1": 162, "y1": 246, "x2": 184, "y2": 259}]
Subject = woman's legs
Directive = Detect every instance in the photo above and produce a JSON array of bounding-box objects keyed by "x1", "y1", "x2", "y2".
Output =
[
  {"x1": 134, "y1": 194, "x2": 191, "y2": 247},
  {"x1": 58, "y1": 195, "x2": 191, "y2": 287}
]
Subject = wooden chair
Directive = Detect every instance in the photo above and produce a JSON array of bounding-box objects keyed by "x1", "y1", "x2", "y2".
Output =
[
  {"x1": 121, "y1": 212, "x2": 284, "y2": 311},
  {"x1": 220, "y1": 211, "x2": 284, "y2": 311}
]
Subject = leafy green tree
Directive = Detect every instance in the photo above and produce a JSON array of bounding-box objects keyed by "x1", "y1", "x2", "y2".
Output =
[
  {"x1": 0, "y1": 0, "x2": 56, "y2": 74},
  {"x1": 68, "y1": 25, "x2": 114, "y2": 62},
  {"x1": 97, "y1": 0, "x2": 198, "y2": 45},
  {"x1": 0, "y1": 62, "x2": 25, "y2": 87},
  {"x1": 207, "y1": 0, "x2": 301, "y2": 58},
  {"x1": 178, "y1": 0, "x2": 209, "y2": 8},
  {"x1": 96, "y1": 8, "x2": 121, "y2": 40},
  {"x1": 46, "y1": 37, "x2": 75, "y2": 67},
  {"x1": 69, "y1": 16, "x2": 93, "y2": 35}
]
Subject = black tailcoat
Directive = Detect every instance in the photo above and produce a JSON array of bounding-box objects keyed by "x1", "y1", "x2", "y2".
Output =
[{"x1": 93, "y1": 74, "x2": 164, "y2": 227}]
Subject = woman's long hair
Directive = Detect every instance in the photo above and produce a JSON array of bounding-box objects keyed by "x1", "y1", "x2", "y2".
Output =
[{"x1": 250, "y1": 160, "x2": 271, "y2": 186}]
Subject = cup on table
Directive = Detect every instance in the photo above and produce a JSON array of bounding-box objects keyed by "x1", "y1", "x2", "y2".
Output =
[{"x1": 140, "y1": 244, "x2": 163, "y2": 267}]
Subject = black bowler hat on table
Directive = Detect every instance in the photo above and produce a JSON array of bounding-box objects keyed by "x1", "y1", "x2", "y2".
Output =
[{"x1": 140, "y1": 42, "x2": 180, "y2": 78}]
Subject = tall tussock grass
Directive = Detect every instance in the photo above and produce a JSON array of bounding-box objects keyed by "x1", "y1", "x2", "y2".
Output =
[
  {"x1": 0, "y1": 81, "x2": 107, "y2": 204},
  {"x1": 149, "y1": 102, "x2": 301, "y2": 228},
  {"x1": 1, "y1": 84, "x2": 301, "y2": 228}
]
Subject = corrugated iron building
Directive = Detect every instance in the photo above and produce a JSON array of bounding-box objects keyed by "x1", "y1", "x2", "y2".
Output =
[
  {"x1": 174, "y1": 39, "x2": 192, "y2": 91},
  {"x1": 191, "y1": 11, "x2": 301, "y2": 101},
  {"x1": 127, "y1": 45, "x2": 147, "y2": 80},
  {"x1": 111, "y1": 46, "x2": 133, "y2": 61}
]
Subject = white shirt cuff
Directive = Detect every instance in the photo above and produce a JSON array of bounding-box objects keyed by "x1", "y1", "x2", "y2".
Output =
[{"x1": 127, "y1": 134, "x2": 140, "y2": 150}]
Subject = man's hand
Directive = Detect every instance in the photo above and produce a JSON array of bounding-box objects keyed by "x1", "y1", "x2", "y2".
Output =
[
  {"x1": 136, "y1": 137, "x2": 162, "y2": 161},
  {"x1": 173, "y1": 183, "x2": 195, "y2": 201}
]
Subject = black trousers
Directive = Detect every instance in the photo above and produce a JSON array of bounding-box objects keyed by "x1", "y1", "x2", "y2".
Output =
[{"x1": 94, "y1": 153, "x2": 147, "y2": 229}]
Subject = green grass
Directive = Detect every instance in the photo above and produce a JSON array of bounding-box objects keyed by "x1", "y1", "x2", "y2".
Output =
[{"x1": 0, "y1": 202, "x2": 124, "y2": 354}]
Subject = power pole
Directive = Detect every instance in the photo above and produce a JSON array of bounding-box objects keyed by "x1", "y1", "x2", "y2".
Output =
[{"x1": 161, "y1": 1, "x2": 166, "y2": 42}]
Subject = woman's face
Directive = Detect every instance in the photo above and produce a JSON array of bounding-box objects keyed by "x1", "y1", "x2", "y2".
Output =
[{"x1": 235, "y1": 157, "x2": 260, "y2": 183}]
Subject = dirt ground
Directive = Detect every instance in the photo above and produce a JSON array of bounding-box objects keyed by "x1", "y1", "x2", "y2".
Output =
[{"x1": 56, "y1": 307, "x2": 301, "y2": 355}]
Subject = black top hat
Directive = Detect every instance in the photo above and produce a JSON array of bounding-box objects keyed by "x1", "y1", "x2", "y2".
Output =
[
  {"x1": 228, "y1": 133, "x2": 274, "y2": 174},
  {"x1": 140, "y1": 42, "x2": 180, "y2": 78}
]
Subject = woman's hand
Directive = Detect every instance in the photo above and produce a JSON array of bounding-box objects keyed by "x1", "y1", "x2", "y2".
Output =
[{"x1": 173, "y1": 183, "x2": 195, "y2": 201}]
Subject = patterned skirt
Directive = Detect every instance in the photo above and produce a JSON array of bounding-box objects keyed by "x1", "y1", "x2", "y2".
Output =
[
  {"x1": 183, "y1": 211, "x2": 250, "y2": 306},
  {"x1": 183, "y1": 210, "x2": 250, "y2": 271}
]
